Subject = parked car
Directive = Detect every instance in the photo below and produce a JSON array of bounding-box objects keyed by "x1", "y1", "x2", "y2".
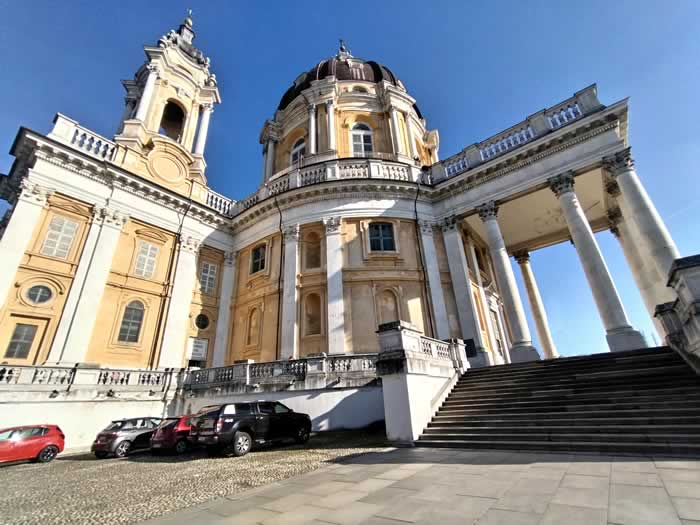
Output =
[
  {"x1": 91, "y1": 417, "x2": 161, "y2": 458},
  {"x1": 150, "y1": 415, "x2": 193, "y2": 454},
  {"x1": 190, "y1": 401, "x2": 311, "y2": 457},
  {"x1": 0, "y1": 425, "x2": 65, "y2": 464}
]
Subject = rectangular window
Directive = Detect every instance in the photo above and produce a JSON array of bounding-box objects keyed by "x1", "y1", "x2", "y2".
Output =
[
  {"x1": 199, "y1": 262, "x2": 218, "y2": 295},
  {"x1": 250, "y1": 245, "x2": 266, "y2": 274},
  {"x1": 134, "y1": 241, "x2": 159, "y2": 279},
  {"x1": 41, "y1": 215, "x2": 78, "y2": 259},
  {"x1": 5, "y1": 324, "x2": 38, "y2": 359},
  {"x1": 369, "y1": 223, "x2": 396, "y2": 252},
  {"x1": 188, "y1": 337, "x2": 209, "y2": 360}
]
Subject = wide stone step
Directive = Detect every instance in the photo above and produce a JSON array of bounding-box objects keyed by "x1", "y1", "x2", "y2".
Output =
[
  {"x1": 438, "y1": 401, "x2": 700, "y2": 416},
  {"x1": 414, "y1": 439, "x2": 700, "y2": 455},
  {"x1": 417, "y1": 432, "x2": 700, "y2": 444},
  {"x1": 423, "y1": 425, "x2": 700, "y2": 435},
  {"x1": 428, "y1": 415, "x2": 700, "y2": 427}
]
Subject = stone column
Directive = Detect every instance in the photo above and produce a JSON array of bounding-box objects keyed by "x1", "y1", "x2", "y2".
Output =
[
  {"x1": 212, "y1": 251, "x2": 237, "y2": 367},
  {"x1": 514, "y1": 251, "x2": 559, "y2": 359},
  {"x1": 307, "y1": 104, "x2": 317, "y2": 155},
  {"x1": 193, "y1": 103, "x2": 213, "y2": 156},
  {"x1": 604, "y1": 148, "x2": 679, "y2": 279},
  {"x1": 326, "y1": 100, "x2": 336, "y2": 151},
  {"x1": 47, "y1": 207, "x2": 128, "y2": 365},
  {"x1": 466, "y1": 236, "x2": 503, "y2": 362},
  {"x1": 263, "y1": 139, "x2": 276, "y2": 182},
  {"x1": 405, "y1": 112, "x2": 418, "y2": 161},
  {"x1": 441, "y1": 217, "x2": 487, "y2": 351},
  {"x1": 608, "y1": 208, "x2": 665, "y2": 340},
  {"x1": 477, "y1": 202, "x2": 540, "y2": 362},
  {"x1": 389, "y1": 107, "x2": 402, "y2": 155},
  {"x1": 550, "y1": 172, "x2": 646, "y2": 352},
  {"x1": 0, "y1": 180, "x2": 51, "y2": 309},
  {"x1": 280, "y1": 225, "x2": 300, "y2": 359},
  {"x1": 418, "y1": 221, "x2": 450, "y2": 340},
  {"x1": 324, "y1": 217, "x2": 345, "y2": 353},
  {"x1": 134, "y1": 64, "x2": 158, "y2": 123},
  {"x1": 159, "y1": 236, "x2": 201, "y2": 369}
]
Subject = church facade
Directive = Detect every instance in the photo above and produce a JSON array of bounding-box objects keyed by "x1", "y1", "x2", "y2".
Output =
[{"x1": 0, "y1": 15, "x2": 680, "y2": 373}]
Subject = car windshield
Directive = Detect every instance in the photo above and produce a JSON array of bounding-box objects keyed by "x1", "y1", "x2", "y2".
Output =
[
  {"x1": 0, "y1": 429, "x2": 15, "y2": 440},
  {"x1": 157, "y1": 419, "x2": 178, "y2": 430},
  {"x1": 105, "y1": 419, "x2": 146, "y2": 431}
]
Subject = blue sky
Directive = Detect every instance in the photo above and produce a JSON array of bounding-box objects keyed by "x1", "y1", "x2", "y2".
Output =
[{"x1": 1, "y1": 1, "x2": 699, "y2": 356}]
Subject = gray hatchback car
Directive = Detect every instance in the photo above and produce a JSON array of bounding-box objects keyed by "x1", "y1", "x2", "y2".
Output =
[{"x1": 92, "y1": 417, "x2": 162, "y2": 458}]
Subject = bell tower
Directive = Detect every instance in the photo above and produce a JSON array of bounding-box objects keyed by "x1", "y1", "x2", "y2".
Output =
[{"x1": 115, "y1": 11, "x2": 220, "y2": 190}]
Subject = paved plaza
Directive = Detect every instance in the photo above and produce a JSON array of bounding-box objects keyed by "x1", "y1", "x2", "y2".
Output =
[{"x1": 146, "y1": 447, "x2": 700, "y2": 525}]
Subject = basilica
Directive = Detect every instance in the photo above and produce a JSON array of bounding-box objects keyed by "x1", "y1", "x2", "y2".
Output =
[{"x1": 0, "y1": 13, "x2": 680, "y2": 374}]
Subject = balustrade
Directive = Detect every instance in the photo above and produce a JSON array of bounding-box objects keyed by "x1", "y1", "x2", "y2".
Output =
[
  {"x1": 50, "y1": 114, "x2": 116, "y2": 161},
  {"x1": 205, "y1": 189, "x2": 234, "y2": 216}
]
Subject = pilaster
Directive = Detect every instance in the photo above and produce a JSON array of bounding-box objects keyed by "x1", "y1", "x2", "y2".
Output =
[
  {"x1": 212, "y1": 250, "x2": 237, "y2": 367},
  {"x1": 324, "y1": 217, "x2": 345, "y2": 353},
  {"x1": 418, "y1": 220, "x2": 450, "y2": 340},
  {"x1": 280, "y1": 225, "x2": 300, "y2": 359}
]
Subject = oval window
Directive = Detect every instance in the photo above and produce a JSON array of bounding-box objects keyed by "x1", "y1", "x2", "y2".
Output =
[
  {"x1": 27, "y1": 285, "x2": 53, "y2": 304},
  {"x1": 195, "y1": 314, "x2": 210, "y2": 330}
]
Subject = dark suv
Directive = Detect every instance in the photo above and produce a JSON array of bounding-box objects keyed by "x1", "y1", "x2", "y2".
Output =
[
  {"x1": 190, "y1": 401, "x2": 311, "y2": 457},
  {"x1": 92, "y1": 417, "x2": 162, "y2": 458}
]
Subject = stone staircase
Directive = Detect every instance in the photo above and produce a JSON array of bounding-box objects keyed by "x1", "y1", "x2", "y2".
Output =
[{"x1": 416, "y1": 347, "x2": 700, "y2": 455}]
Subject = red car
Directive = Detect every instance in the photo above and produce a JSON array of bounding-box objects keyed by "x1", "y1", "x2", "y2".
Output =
[
  {"x1": 0, "y1": 425, "x2": 65, "y2": 464},
  {"x1": 150, "y1": 416, "x2": 193, "y2": 454}
]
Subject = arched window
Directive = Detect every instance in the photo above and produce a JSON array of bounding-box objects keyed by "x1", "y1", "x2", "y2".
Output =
[
  {"x1": 351, "y1": 123, "x2": 373, "y2": 157},
  {"x1": 304, "y1": 232, "x2": 321, "y2": 270},
  {"x1": 290, "y1": 138, "x2": 305, "y2": 165},
  {"x1": 118, "y1": 300, "x2": 145, "y2": 343},
  {"x1": 378, "y1": 290, "x2": 400, "y2": 325},
  {"x1": 159, "y1": 101, "x2": 186, "y2": 142},
  {"x1": 246, "y1": 308, "x2": 260, "y2": 346},
  {"x1": 304, "y1": 293, "x2": 322, "y2": 336}
]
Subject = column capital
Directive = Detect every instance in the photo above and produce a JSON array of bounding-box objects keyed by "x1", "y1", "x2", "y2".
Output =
[
  {"x1": 418, "y1": 220, "x2": 436, "y2": 235},
  {"x1": 283, "y1": 224, "x2": 300, "y2": 240},
  {"x1": 440, "y1": 215, "x2": 461, "y2": 233},
  {"x1": 17, "y1": 179, "x2": 52, "y2": 206},
  {"x1": 95, "y1": 206, "x2": 129, "y2": 229},
  {"x1": 607, "y1": 207, "x2": 622, "y2": 238},
  {"x1": 146, "y1": 63, "x2": 160, "y2": 76},
  {"x1": 325, "y1": 99, "x2": 335, "y2": 108},
  {"x1": 602, "y1": 147, "x2": 634, "y2": 176},
  {"x1": 605, "y1": 179, "x2": 621, "y2": 197},
  {"x1": 307, "y1": 104, "x2": 316, "y2": 114},
  {"x1": 200, "y1": 102, "x2": 214, "y2": 113},
  {"x1": 549, "y1": 171, "x2": 575, "y2": 198},
  {"x1": 223, "y1": 250, "x2": 238, "y2": 266},
  {"x1": 513, "y1": 250, "x2": 530, "y2": 264},
  {"x1": 323, "y1": 216, "x2": 341, "y2": 234},
  {"x1": 476, "y1": 201, "x2": 499, "y2": 222},
  {"x1": 180, "y1": 235, "x2": 202, "y2": 254}
]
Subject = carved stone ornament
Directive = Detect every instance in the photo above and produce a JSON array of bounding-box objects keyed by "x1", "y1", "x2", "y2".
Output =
[
  {"x1": 283, "y1": 224, "x2": 300, "y2": 240},
  {"x1": 549, "y1": 172, "x2": 575, "y2": 198},
  {"x1": 17, "y1": 179, "x2": 51, "y2": 205},
  {"x1": 513, "y1": 250, "x2": 530, "y2": 264},
  {"x1": 418, "y1": 220, "x2": 435, "y2": 235},
  {"x1": 440, "y1": 215, "x2": 460, "y2": 232},
  {"x1": 95, "y1": 206, "x2": 129, "y2": 228},
  {"x1": 476, "y1": 201, "x2": 499, "y2": 221},
  {"x1": 223, "y1": 250, "x2": 238, "y2": 266},
  {"x1": 603, "y1": 147, "x2": 635, "y2": 176},
  {"x1": 201, "y1": 102, "x2": 214, "y2": 113},
  {"x1": 323, "y1": 216, "x2": 341, "y2": 234},
  {"x1": 180, "y1": 235, "x2": 202, "y2": 254}
]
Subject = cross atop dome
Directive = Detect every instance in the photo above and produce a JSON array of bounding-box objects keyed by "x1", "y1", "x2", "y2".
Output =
[{"x1": 337, "y1": 39, "x2": 353, "y2": 60}]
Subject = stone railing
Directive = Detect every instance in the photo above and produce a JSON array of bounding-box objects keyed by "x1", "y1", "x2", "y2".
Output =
[
  {"x1": 231, "y1": 157, "x2": 419, "y2": 215},
  {"x1": 0, "y1": 365, "x2": 172, "y2": 392},
  {"x1": 205, "y1": 188, "x2": 235, "y2": 216},
  {"x1": 435, "y1": 84, "x2": 604, "y2": 181},
  {"x1": 182, "y1": 353, "x2": 378, "y2": 391},
  {"x1": 49, "y1": 113, "x2": 117, "y2": 162},
  {"x1": 420, "y1": 336, "x2": 452, "y2": 360}
]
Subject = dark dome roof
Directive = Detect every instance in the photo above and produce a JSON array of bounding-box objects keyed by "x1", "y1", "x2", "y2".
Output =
[{"x1": 277, "y1": 55, "x2": 407, "y2": 111}]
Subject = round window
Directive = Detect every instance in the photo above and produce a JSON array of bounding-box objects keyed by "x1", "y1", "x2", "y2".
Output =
[
  {"x1": 195, "y1": 314, "x2": 210, "y2": 330},
  {"x1": 27, "y1": 285, "x2": 53, "y2": 304}
]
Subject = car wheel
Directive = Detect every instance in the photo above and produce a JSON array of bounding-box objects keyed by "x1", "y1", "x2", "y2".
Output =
[
  {"x1": 294, "y1": 425, "x2": 311, "y2": 444},
  {"x1": 175, "y1": 440, "x2": 188, "y2": 455},
  {"x1": 232, "y1": 431, "x2": 252, "y2": 457},
  {"x1": 114, "y1": 440, "x2": 132, "y2": 458},
  {"x1": 94, "y1": 451, "x2": 108, "y2": 459},
  {"x1": 36, "y1": 445, "x2": 59, "y2": 463}
]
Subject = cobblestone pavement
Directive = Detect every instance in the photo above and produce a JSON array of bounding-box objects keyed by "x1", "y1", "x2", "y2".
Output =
[
  {"x1": 143, "y1": 448, "x2": 700, "y2": 525},
  {"x1": 0, "y1": 431, "x2": 389, "y2": 525}
]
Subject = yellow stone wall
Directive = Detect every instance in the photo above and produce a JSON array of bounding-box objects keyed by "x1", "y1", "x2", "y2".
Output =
[
  {"x1": 86, "y1": 219, "x2": 176, "y2": 368},
  {"x1": 0, "y1": 194, "x2": 92, "y2": 365}
]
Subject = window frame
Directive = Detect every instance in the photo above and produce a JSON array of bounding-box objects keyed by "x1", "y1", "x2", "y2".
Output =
[
  {"x1": 132, "y1": 240, "x2": 160, "y2": 280},
  {"x1": 40, "y1": 214, "x2": 79, "y2": 259},
  {"x1": 368, "y1": 222, "x2": 397, "y2": 252},
  {"x1": 4, "y1": 323, "x2": 39, "y2": 360},
  {"x1": 290, "y1": 138, "x2": 306, "y2": 165},
  {"x1": 350, "y1": 123, "x2": 374, "y2": 157},
  {"x1": 116, "y1": 300, "x2": 146, "y2": 345},
  {"x1": 199, "y1": 261, "x2": 218, "y2": 295},
  {"x1": 249, "y1": 244, "x2": 267, "y2": 275}
]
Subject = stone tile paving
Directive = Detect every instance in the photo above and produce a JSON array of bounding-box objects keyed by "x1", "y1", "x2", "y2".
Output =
[
  {"x1": 0, "y1": 430, "x2": 389, "y2": 525},
  {"x1": 142, "y1": 448, "x2": 700, "y2": 525}
]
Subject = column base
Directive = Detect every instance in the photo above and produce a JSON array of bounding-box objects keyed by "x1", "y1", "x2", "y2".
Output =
[
  {"x1": 606, "y1": 327, "x2": 648, "y2": 352},
  {"x1": 509, "y1": 343, "x2": 541, "y2": 363}
]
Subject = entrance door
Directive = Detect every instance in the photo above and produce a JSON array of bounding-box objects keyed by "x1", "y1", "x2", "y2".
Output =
[{"x1": 0, "y1": 316, "x2": 50, "y2": 365}]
